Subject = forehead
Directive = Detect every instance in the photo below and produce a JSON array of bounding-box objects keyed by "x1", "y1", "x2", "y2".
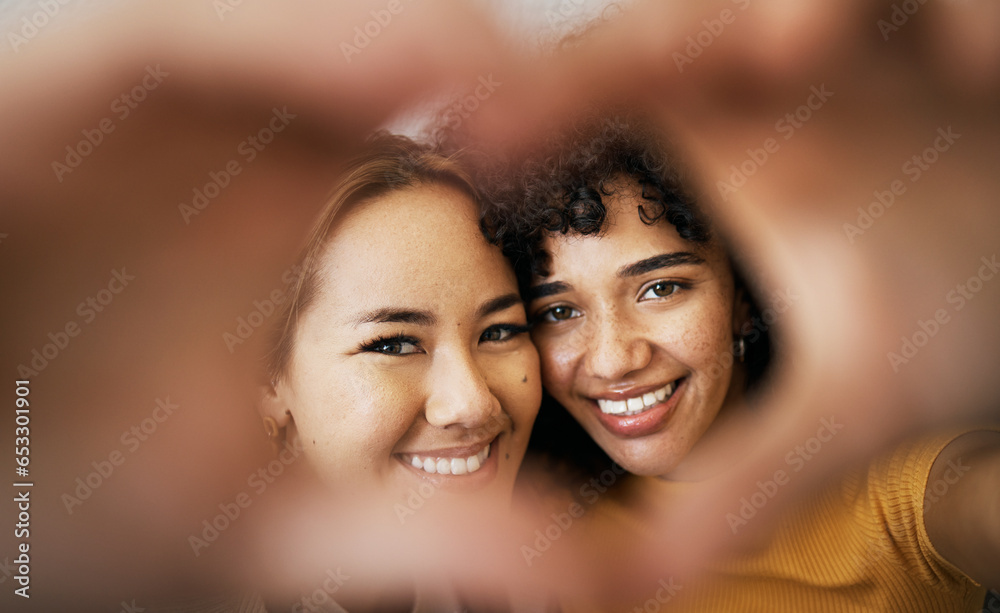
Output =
[
  {"x1": 313, "y1": 183, "x2": 516, "y2": 319},
  {"x1": 541, "y1": 179, "x2": 722, "y2": 273}
]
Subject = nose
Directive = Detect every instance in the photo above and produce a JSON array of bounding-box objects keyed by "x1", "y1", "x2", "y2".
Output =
[
  {"x1": 584, "y1": 309, "x2": 653, "y2": 381},
  {"x1": 424, "y1": 347, "x2": 501, "y2": 429}
]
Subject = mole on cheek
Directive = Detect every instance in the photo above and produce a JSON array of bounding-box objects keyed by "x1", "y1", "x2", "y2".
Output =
[{"x1": 522, "y1": 375, "x2": 528, "y2": 383}]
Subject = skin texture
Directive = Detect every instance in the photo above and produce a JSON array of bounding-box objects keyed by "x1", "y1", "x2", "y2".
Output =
[
  {"x1": 528, "y1": 176, "x2": 748, "y2": 479},
  {"x1": 2, "y1": 0, "x2": 999, "y2": 607},
  {"x1": 264, "y1": 182, "x2": 541, "y2": 510}
]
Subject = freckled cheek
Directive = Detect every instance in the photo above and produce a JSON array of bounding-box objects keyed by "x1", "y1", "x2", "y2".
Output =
[
  {"x1": 308, "y1": 372, "x2": 422, "y2": 469},
  {"x1": 669, "y1": 307, "x2": 733, "y2": 370},
  {"x1": 486, "y1": 350, "x2": 543, "y2": 427},
  {"x1": 533, "y1": 334, "x2": 585, "y2": 400}
]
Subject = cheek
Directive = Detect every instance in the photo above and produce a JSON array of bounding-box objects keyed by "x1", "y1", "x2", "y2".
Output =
[
  {"x1": 697, "y1": 300, "x2": 736, "y2": 361},
  {"x1": 485, "y1": 347, "x2": 542, "y2": 425},
  {"x1": 671, "y1": 297, "x2": 736, "y2": 385},
  {"x1": 295, "y1": 364, "x2": 421, "y2": 469},
  {"x1": 532, "y1": 332, "x2": 581, "y2": 395}
]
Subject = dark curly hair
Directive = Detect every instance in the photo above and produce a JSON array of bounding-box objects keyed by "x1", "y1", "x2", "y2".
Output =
[
  {"x1": 439, "y1": 108, "x2": 773, "y2": 480},
  {"x1": 438, "y1": 109, "x2": 708, "y2": 290}
]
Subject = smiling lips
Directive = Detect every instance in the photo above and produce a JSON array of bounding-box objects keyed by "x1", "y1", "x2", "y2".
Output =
[
  {"x1": 402, "y1": 443, "x2": 491, "y2": 476},
  {"x1": 596, "y1": 381, "x2": 677, "y2": 416}
]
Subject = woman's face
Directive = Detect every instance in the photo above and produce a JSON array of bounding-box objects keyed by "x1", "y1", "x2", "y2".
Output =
[
  {"x1": 275, "y1": 182, "x2": 540, "y2": 508},
  {"x1": 527, "y1": 177, "x2": 744, "y2": 478}
]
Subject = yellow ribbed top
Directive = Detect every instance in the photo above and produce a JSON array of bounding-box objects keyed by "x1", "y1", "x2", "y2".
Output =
[{"x1": 565, "y1": 431, "x2": 988, "y2": 612}]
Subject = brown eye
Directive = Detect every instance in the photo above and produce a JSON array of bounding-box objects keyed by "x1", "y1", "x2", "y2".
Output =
[
  {"x1": 480, "y1": 323, "x2": 529, "y2": 343},
  {"x1": 541, "y1": 305, "x2": 580, "y2": 322},
  {"x1": 360, "y1": 336, "x2": 422, "y2": 355},
  {"x1": 641, "y1": 281, "x2": 679, "y2": 300},
  {"x1": 481, "y1": 328, "x2": 503, "y2": 342}
]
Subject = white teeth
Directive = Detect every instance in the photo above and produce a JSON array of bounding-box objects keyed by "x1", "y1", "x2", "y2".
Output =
[
  {"x1": 466, "y1": 454, "x2": 480, "y2": 473},
  {"x1": 405, "y1": 443, "x2": 491, "y2": 476},
  {"x1": 436, "y1": 458, "x2": 451, "y2": 475},
  {"x1": 596, "y1": 382, "x2": 677, "y2": 416}
]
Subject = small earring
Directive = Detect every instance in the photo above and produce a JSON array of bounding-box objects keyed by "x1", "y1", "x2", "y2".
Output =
[
  {"x1": 734, "y1": 337, "x2": 746, "y2": 363},
  {"x1": 263, "y1": 416, "x2": 279, "y2": 439},
  {"x1": 262, "y1": 416, "x2": 285, "y2": 455}
]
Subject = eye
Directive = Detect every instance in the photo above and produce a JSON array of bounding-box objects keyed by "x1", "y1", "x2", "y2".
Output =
[
  {"x1": 480, "y1": 323, "x2": 530, "y2": 343},
  {"x1": 640, "y1": 281, "x2": 681, "y2": 300},
  {"x1": 360, "y1": 335, "x2": 422, "y2": 355},
  {"x1": 538, "y1": 305, "x2": 581, "y2": 323}
]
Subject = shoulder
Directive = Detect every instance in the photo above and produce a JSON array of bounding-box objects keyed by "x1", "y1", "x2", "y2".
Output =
[{"x1": 864, "y1": 427, "x2": 1000, "y2": 588}]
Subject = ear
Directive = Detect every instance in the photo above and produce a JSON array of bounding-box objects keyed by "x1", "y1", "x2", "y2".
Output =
[
  {"x1": 732, "y1": 286, "x2": 752, "y2": 338},
  {"x1": 259, "y1": 381, "x2": 293, "y2": 429}
]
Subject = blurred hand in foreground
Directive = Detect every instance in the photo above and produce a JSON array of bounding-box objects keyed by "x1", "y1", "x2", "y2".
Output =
[{"x1": 2, "y1": 0, "x2": 999, "y2": 609}]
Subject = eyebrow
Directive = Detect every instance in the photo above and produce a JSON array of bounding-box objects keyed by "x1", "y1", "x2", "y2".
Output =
[
  {"x1": 617, "y1": 252, "x2": 705, "y2": 278},
  {"x1": 526, "y1": 281, "x2": 571, "y2": 302},
  {"x1": 476, "y1": 293, "x2": 522, "y2": 319},
  {"x1": 526, "y1": 252, "x2": 706, "y2": 302},
  {"x1": 351, "y1": 293, "x2": 521, "y2": 328},
  {"x1": 353, "y1": 308, "x2": 436, "y2": 327}
]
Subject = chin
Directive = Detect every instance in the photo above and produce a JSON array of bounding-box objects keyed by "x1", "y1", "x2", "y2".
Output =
[{"x1": 604, "y1": 437, "x2": 684, "y2": 478}]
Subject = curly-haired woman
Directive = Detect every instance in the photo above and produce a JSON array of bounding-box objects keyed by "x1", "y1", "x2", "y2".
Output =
[{"x1": 473, "y1": 109, "x2": 1000, "y2": 612}]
